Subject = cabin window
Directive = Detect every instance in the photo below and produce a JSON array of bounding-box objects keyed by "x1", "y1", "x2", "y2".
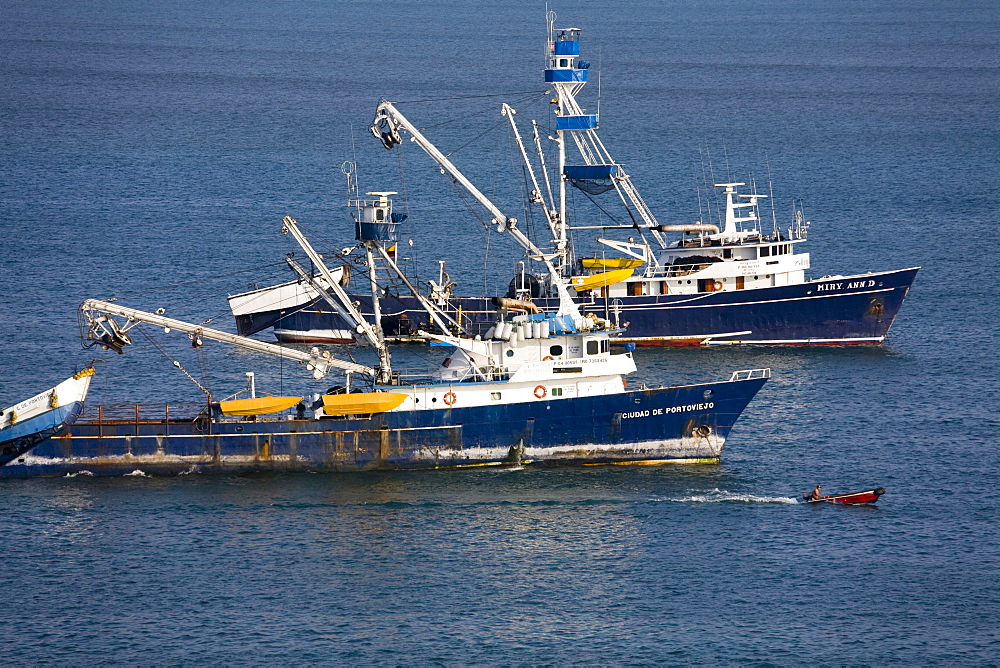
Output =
[
  {"x1": 559, "y1": 58, "x2": 569, "y2": 67},
  {"x1": 586, "y1": 340, "x2": 599, "y2": 355},
  {"x1": 600, "y1": 339, "x2": 609, "y2": 353},
  {"x1": 723, "y1": 248, "x2": 732, "y2": 259},
  {"x1": 551, "y1": 388, "x2": 563, "y2": 397},
  {"x1": 491, "y1": 392, "x2": 502, "y2": 401},
  {"x1": 761, "y1": 246, "x2": 770, "y2": 257},
  {"x1": 736, "y1": 276, "x2": 745, "y2": 290},
  {"x1": 549, "y1": 345, "x2": 563, "y2": 357},
  {"x1": 376, "y1": 208, "x2": 385, "y2": 221},
  {"x1": 659, "y1": 281, "x2": 668, "y2": 295},
  {"x1": 628, "y1": 282, "x2": 642, "y2": 297}
]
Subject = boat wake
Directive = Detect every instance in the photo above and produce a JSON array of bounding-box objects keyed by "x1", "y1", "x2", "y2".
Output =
[
  {"x1": 124, "y1": 469, "x2": 150, "y2": 477},
  {"x1": 63, "y1": 470, "x2": 94, "y2": 478},
  {"x1": 658, "y1": 488, "x2": 798, "y2": 504}
]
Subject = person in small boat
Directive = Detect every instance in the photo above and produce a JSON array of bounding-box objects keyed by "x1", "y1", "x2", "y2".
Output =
[{"x1": 809, "y1": 484, "x2": 823, "y2": 500}]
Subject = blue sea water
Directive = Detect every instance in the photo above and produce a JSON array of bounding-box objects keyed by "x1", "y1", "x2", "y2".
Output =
[{"x1": 2, "y1": 0, "x2": 999, "y2": 663}]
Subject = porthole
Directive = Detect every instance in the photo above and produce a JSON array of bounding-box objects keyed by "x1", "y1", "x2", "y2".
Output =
[
  {"x1": 703, "y1": 389, "x2": 714, "y2": 399},
  {"x1": 506, "y1": 349, "x2": 514, "y2": 357}
]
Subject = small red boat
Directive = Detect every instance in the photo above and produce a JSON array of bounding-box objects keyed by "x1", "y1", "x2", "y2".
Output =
[{"x1": 803, "y1": 487, "x2": 885, "y2": 505}]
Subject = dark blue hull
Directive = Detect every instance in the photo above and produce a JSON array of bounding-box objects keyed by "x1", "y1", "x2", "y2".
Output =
[
  {"x1": 240, "y1": 267, "x2": 918, "y2": 345},
  {"x1": 1, "y1": 377, "x2": 766, "y2": 477}
]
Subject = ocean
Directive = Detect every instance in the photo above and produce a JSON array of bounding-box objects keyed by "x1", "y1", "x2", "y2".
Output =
[{"x1": 1, "y1": 0, "x2": 998, "y2": 663}]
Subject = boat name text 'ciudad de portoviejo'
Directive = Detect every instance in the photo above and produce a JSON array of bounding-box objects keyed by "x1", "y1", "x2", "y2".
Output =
[{"x1": 622, "y1": 403, "x2": 716, "y2": 419}]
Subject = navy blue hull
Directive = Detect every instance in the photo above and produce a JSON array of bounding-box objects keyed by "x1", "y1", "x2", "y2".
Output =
[
  {"x1": 243, "y1": 267, "x2": 918, "y2": 345},
  {"x1": 1, "y1": 377, "x2": 766, "y2": 477}
]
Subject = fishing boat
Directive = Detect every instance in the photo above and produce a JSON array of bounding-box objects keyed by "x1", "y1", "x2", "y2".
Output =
[
  {"x1": 0, "y1": 367, "x2": 95, "y2": 467},
  {"x1": 231, "y1": 14, "x2": 917, "y2": 347},
  {"x1": 0, "y1": 192, "x2": 769, "y2": 478},
  {"x1": 804, "y1": 487, "x2": 886, "y2": 505}
]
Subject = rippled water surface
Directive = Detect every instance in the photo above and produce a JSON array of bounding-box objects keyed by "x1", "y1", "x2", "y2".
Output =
[{"x1": 2, "y1": 0, "x2": 998, "y2": 663}]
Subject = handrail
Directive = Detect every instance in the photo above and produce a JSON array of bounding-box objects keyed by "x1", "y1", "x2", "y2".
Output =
[
  {"x1": 728, "y1": 368, "x2": 771, "y2": 382},
  {"x1": 79, "y1": 403, "x2": 207, "y2": 423}
]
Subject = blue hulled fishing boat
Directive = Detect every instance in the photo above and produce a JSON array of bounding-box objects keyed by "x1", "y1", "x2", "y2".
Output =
[
  {"x1": 232, "y1": 14, "x2": 917, "y2": 346},
  {"x1": 1, "y1": 198, "x2": 768, "y2": 477}
]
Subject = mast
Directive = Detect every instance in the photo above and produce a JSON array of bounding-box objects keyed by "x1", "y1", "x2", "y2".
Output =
[{"x1": 543, "y1": 13, "x2": 667, "y2": 257}]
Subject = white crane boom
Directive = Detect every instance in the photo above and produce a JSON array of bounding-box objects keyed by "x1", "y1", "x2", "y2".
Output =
[
  {"x1": 371, "y1": 99, "x2": 581, "y2": 317},
  {"x1": 80, "y1": 299, "x2": 374, "y2": 379}
]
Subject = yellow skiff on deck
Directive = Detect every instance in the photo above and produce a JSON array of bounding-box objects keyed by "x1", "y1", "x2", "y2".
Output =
[
  {"x1": 570, "y1": 267, "x2": 635, "y2": 292},
  {"x1": 219, "y1": 396, "x2": 303, "y2": 416},
  {"x1": 322, "y1": 392, "x2": 408, "y2": 415},
  {"x1": 580, "y1": 257, "x2": 644, "y2": 270}
]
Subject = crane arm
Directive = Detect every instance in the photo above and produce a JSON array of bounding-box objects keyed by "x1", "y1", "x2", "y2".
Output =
[
  {"x1": 80, "y1": 299, "x2": 374, "y2": 379},
  {"x1": 371, "y1": 99, "x2": 580, "y2": 317}
]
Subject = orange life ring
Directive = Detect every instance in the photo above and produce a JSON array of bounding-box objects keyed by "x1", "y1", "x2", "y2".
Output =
[
  {"x1": 542, "y1": 355, "x2": 554, "y2": 361},
  {"x1": 443, "y1": 392, "x2": 457, "y2": 406},
  {"x1": 712, "y1": 281, "x2": 723, "y2": 291},
  {"x1": 534, "y1": 385, "x2": 547, "y2": 399}
]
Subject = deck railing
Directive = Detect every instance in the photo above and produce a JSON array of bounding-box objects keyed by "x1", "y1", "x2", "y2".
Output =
[
  {"x1": 728, "y1": 368, "x2": 771, "y2": 382},
  {"x1": 78, "y1": 403, "x2": 208, "y2": 424}
]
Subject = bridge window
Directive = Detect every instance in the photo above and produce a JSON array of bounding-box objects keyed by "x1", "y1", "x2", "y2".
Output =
[
  {"x1": 549, "y1": 344, "x2": 563, "y2": 356},
  {"x1": 586, "y1": 340, "x2": 599, "y2": 355}
]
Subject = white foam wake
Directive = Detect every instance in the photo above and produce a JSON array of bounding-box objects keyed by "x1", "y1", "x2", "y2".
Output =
[{"x1": 659, "y1": 488, "x2": 798, "y2": 504}]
